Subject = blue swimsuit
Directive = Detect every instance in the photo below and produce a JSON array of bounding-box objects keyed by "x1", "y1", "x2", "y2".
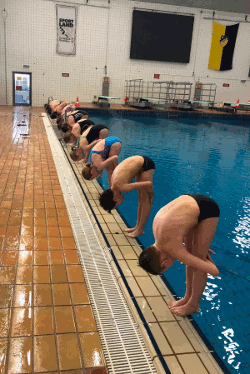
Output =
[{"x1": 90, "y1": 136, "x2": 122, "y2": 165}]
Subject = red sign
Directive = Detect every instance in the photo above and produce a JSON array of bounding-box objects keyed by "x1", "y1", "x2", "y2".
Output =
[
  {"x1": 223, "y1": 83, "x2": 229, "y2": 87},
  {"x1": 154, "y1": 74, "x2": 160, "y2": 79},
  {"x1": 62, "y1": 73, "x2": 69, "y2": 77}
]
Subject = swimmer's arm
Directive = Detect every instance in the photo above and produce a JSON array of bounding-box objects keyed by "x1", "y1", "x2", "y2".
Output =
[
  {"x1": 174, "y1": 247, "x2": 220, "y2": 277},
  {"x1": 120, "y1": 181, "x2": 152, "y2": 193},
  {"x1": 93, "y1": 155, "x2": 118, "y2": 171},
  {"x1": 72, "y1": 124, "x2": 80, "y2": 138}
]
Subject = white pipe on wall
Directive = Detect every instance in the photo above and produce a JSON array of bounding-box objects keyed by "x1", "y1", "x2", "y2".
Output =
[{"x1": 2, "y1": 9, "x2": 8, "y2": 105}]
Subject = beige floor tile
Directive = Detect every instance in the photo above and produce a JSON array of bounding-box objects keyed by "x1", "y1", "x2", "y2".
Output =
[
  {"x1": 135, "y1": 297, "x2": 156, "y2": 323},
  {"x1": 106, "y1": 222, "x2": 122, "y2": 233},
  {"x1": 95, "y1": 214, "x2": 104, "y2": 223},
  {"x1": 112, "y1": 233, "x2": 130, "y2": 246},
  {"x1": 120, "y1": 246, "x2": 138, "y2": 260},
  {"x1": 153, "y1": 357, "x2": 171, "y2": 374},
  {"x1": 136, "y1": 277, "x2": 160, "y2": 297},
  {"x1": 131, "y1": 244, "x2": 142, "y2": 256},
  {"x1": 148, "y1": 322, "x2": 173, "y2": 355},
  {"x1": 117, "y1": 260, "x2": 132, "y2": 277},
  {"x1": 163, "y1": 356, "x2": 185, "y2": 374},
  {"x1": 117, "y1": 222, "x2": 128, "y2": 230},
  {"x1": 177, "y1": 353, "x2": 209, "y2": 374},
  {"x1": 92, "y1": 207, "x2": 100, "y2": 215},
  {"x1": 102, "y1": 215, "x2": 116, "y2": 223},
  {"x1": 127, "y1": 259, "x2": 146, "y2": 276},
  {"x1": 113, "y1": 213, "x2": 124, "y2": 224},
  {"x1": 126, "y1": 236, "x2": 138, "y2": 246},
  {"x1": 160, "y1": 322, "x2": 194, "y2": 354},
  {"x1": 104, "y1": 234, "x2": 116, "y2": 246},
  {"x1": 120, "y1": 277, "x2": 142, "y2": 297},
  {"x1": 97, "y1": 206, "x2": 109, "y2": 215},
  {"x1": 111, "y1": 245, "x2": 123, "y2": 260},
  {"x1": 100, "y1": 223, "x2": 110, "y2": 234},
  {"x1": 88, "y1": 200, "x2": 96, "y2": 207},
  {"x1": 198, "y1": 352, "x2": 225, "y2": 374},
  {"x1": 178, "y1": 319, "x2": 211, "y2": 353},
  {"x1": 146, "y1": 296, "x2": 176, "y2": 322},
  {"x1": 151, "y1": 276, "x2": 175, "y2": 298}
]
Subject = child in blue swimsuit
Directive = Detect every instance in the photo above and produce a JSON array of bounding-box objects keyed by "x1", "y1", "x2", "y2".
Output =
[{"x1": 82, "y1": 136, "x2": 122, "y2": 187}]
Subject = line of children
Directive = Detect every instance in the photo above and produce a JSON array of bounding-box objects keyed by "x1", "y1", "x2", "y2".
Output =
[{"x1": 45, "y1": 99, "x2": 220, "y2": 317}]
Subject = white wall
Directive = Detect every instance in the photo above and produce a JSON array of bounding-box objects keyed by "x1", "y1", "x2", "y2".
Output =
[{"x1": 1, "y1": 0, "x2": 250, "y2": 106}]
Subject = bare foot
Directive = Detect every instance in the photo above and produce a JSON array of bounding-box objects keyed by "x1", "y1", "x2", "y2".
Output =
[
  {"x1": 170, "y1": 302, "x2": 200, "y2": 317},
  {"x1": 125, "y1": 230, "x2": 144, "y2": 238},
  {"x1": 168, "y1": 297, "x2": 190, "y2": 309},
  {"x1": 123, "y1": 227, "x2": 136, "y2": 233}
]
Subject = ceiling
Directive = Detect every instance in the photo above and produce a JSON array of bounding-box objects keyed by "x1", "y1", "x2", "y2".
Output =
[{"x1": 134, "y1": 0, "x2": 250, "y2": 15}]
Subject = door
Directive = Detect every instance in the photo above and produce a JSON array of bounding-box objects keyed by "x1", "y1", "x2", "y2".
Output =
[{"x1": 13, "y1": 72, "x2": 32, "y2": 106}]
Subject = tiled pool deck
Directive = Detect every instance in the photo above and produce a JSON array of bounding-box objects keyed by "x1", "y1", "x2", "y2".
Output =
[{"x1": 0, "y1": 104, "x2": 238, "y2": 374}]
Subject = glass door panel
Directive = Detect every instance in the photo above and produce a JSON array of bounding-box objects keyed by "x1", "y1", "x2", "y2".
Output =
[{"x1": 13, "y1": 72, "x2": 32, "y2": 106}]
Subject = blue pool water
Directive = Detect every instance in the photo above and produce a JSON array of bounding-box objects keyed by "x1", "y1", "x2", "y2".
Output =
[{"x1": 90, "y1": 114, "x2": 250, "y2": 374}]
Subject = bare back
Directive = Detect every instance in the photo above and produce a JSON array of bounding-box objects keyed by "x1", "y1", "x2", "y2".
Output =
[
  {"x1": 154, "y1": 195, "x2": 200, "y2": 252},
  {"x1": 91, "y1": 138, "x2": 105, "y2": 153},
  {"x1": 111, "y1": 156, "x2": 144, "y2": 188}
]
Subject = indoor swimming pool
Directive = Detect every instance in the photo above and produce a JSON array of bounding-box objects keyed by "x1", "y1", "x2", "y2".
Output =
[{"x1": 89, "y1": 113, "x2": 250, "y2": 374}]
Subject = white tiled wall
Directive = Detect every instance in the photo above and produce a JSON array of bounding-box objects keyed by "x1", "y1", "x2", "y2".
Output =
[{"x1": 0, "y1": 0, "x2": 250, "y2": 106}]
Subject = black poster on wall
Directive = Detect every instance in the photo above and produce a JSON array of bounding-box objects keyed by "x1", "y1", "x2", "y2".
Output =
[{"x1": 130, "y1": 10, "x2": 194, "y2": 63}]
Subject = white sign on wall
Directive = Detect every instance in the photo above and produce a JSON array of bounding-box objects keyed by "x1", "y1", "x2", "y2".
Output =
[{"x1": 56, "y1": 5, "x2": 77, "y2": 55}]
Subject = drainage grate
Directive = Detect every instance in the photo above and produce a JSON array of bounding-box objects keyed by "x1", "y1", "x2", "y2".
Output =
[{"x1": 43, "y1": 115, "x2": 157, "y2": 374}]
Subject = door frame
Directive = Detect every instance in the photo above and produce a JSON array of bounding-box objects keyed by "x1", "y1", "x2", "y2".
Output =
[{"x1": 12, "y1": 71, "x2": 32, "y2": 106}]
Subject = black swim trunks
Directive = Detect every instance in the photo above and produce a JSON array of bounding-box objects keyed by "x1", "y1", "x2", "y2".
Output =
[
  {"x1": 71, "y1": 110, "x2": 86, "y2": 122},
  {"x1": 186, "y1": 194, "x2": 220, "y2": 222},
  {"x1": 86, "y1": 124, "x2": 109, "y2": 144},
  {"x1": 80, "y1": 120, "x2": 95, "y2": 135},
  {"x1": 141, "y1": 156, "x2": 155, "y2": 172}
]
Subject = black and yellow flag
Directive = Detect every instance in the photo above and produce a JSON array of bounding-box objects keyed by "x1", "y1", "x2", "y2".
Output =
[{"x1": 208, "y1": 21, "x2": 239, "y2": 71}]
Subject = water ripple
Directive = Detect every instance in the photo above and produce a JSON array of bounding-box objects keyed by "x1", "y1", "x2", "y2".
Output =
[{"x1": 95, "y1": 115, "x2": 250, "y2": 374}]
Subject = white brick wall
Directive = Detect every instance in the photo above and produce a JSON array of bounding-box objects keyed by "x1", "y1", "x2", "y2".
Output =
[{"x1": 0, "y1": 0, "x2": 250, "y2": 106}]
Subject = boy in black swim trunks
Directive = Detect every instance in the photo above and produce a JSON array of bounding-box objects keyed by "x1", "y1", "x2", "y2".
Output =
[
  {"x1": 138, "y1": 194, "x2": 220, "y2": 316},
  {"x1": 99, "y1": 155, "x2": 155, "y2": 238}
]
